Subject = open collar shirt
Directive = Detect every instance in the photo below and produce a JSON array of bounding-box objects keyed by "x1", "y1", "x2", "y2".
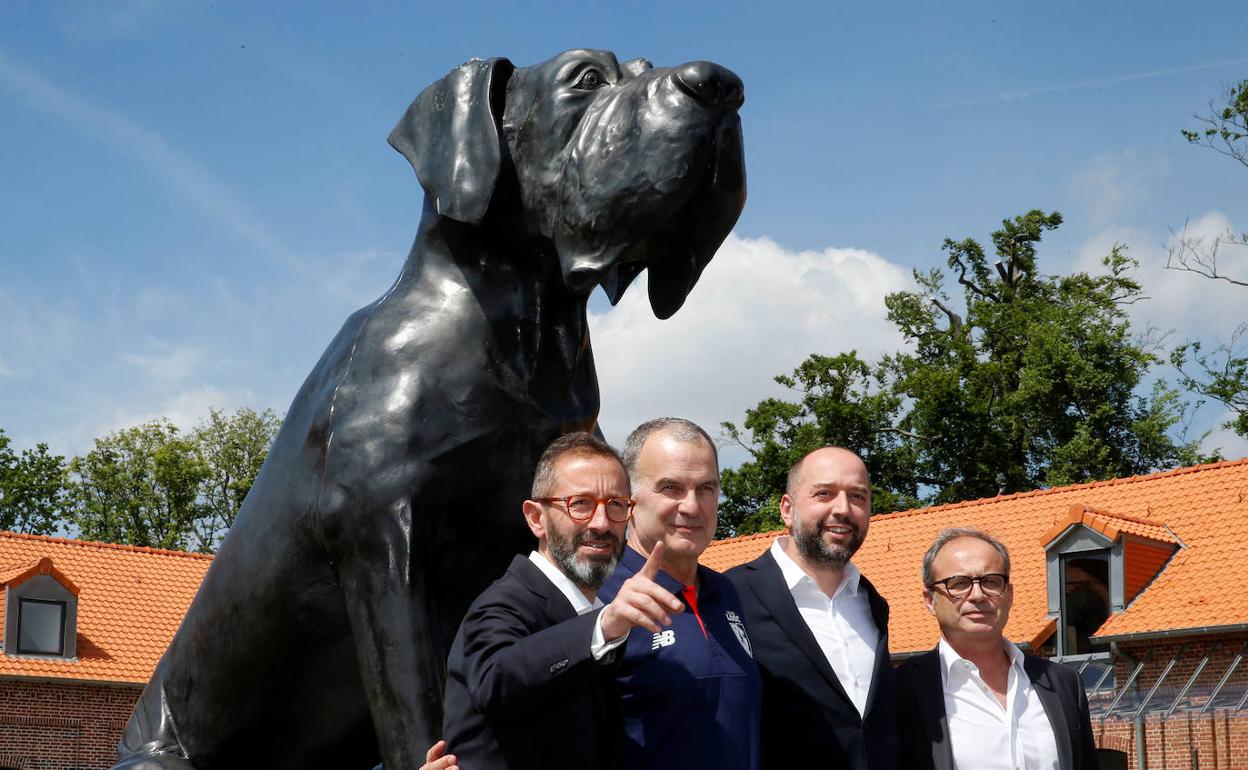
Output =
[
  {"x1": 528, "y1": 551, "x2": 623, "y2": 659},
  {"x1": 937, "y1": 638, "x2": 1061, "y2": 770},
  {"x1": 769, "y1": 537, "x2": 878, "y2": 716}
]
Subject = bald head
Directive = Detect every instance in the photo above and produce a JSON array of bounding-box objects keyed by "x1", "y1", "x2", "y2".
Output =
[{"x1": 786, "y1": 447, "x2": 869, "y2": 497}]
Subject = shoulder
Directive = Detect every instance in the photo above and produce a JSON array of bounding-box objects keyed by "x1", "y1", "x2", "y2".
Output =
[
  {"x1": 897, "y1": 649, "x2": 939, "y2": 680},
  {"x1": 1023, "y1": 652, "x2": 1079, "y2": 687}
]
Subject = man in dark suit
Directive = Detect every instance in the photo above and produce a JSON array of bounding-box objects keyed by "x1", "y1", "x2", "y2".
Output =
[
  {"x1": 896, "y1": 528, "x2": 1099, "y2": 770},
  {"x1": 726, "y1": 447, "x2": 900, "y2": 770},
  {"x1": 438, "y1": 432, "x2": 686, "y2": 770}
]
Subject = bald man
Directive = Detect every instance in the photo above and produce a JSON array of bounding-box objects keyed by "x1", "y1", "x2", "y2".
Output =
[{"x1": 726, "y1": 447, "x2": 900, "y2": 770}]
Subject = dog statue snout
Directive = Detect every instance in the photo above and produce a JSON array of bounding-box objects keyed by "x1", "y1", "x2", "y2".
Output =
[{"x1": 674, "y1": 61, "x2": 744, "y2": 111}]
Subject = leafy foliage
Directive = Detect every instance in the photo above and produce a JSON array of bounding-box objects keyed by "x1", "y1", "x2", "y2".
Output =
[
  {"x1": 0, "y1": 428, "x2": 68, "y2": 535},
  {"x1": 0, "y1": 407, "x2": 283, "y2": 551},
  {"x1": 721, "y1": 211, "x2": 1206, "y2": 536},
  {"x1": 68, "y1": 419, "x2": 210, "y2": 551},
  {"x1": 1167, "y1": 79, "x2": 1248, "y2": 436},
  {"x1": 192, "y1": 407, "x2": 281, "y2": 550}
]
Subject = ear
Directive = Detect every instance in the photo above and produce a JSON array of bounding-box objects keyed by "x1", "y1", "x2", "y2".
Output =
[
  {"x1": 922, "y1": 589, "x2": 936, "y2": 616},
  {"x1": 778, "y1": 493, "x2": 795, "y2": 529},
  {"x1": 388, "y1": 57, "x2": 514, "y2": 224},
  {"x1": 522, "y1": 499, "x2": 546, "y2": 541}
]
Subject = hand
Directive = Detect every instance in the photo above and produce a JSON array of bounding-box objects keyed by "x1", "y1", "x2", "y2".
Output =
[
  {"x1": 420, "y1": 740, "x2": 460, "y2": 770},
  {"x1": 600, "y1": 541, "x2": 684, "y2": 639}
]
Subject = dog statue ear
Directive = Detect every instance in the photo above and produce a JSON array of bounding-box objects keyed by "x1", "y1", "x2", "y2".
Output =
[{"x1": 389, "y1": 57, "x2": 514, "y2": 224}]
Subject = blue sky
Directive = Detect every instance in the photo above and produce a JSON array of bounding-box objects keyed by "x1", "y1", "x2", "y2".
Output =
[{"x1": 3, "y1": 0, "x2": 1247, "y2": 467}]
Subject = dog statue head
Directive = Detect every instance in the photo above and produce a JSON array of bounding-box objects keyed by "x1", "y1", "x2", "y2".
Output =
[{"x1": 389, "y1": 49, "x2": 746, "y2": 319}]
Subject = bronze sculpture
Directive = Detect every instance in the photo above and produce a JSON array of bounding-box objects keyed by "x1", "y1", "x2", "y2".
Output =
[{"x1": 112, "y1": 49, "x2": 745, "y2": 770}]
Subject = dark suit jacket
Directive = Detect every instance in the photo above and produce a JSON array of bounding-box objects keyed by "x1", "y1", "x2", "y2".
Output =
[
  {"x1": 442, "y1": 555, "x2": 622, "y2": 770},
  {"x1": 896, "y1": 647, "x2": 1100, "y2": 770},
  {"x1": 726, "y1": 550, "x2": 900, "y2": 770}
]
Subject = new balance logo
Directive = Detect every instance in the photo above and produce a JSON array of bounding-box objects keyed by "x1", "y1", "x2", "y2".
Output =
[{"x1": 651, "y1": 629, "x2": 676, "y2": 650}]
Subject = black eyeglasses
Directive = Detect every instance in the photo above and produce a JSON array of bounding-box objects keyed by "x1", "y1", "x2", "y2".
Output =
[
  {"x1": 927, "y1": 573, "x2": 1009, "y2": 598},
  {"x1": 533, "y1": 495, "x2": 636, "y2": 523}
]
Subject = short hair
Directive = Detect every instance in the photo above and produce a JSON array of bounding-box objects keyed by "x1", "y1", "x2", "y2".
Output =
[
  {"x1": 785, "y1": 446, "x2": 870, "y2": 496},
  {"x1": 530, "y1": 432, "x2": 626, "y2": 498},
  {"x1": 622, "y1": 417, "x2": 718, "y2": 483},
  {"x1": 920, "y1": 528, "x2": 1011, "y2": 588}
]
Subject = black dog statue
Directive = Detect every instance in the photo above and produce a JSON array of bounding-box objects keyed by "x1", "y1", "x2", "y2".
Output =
[{"x1": 112, "y1": 49, "x2": 745, "y2": 770}]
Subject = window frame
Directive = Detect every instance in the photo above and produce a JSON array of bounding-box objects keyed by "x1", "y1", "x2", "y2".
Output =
[{"x1": 15, "y1": 597, "x2": 68, "y2": 656}]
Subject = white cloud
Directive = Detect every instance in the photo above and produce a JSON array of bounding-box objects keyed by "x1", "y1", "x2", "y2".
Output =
[
  {"x1": 588, "y1": 234, "x2": 911, "y2": 457},
  {"x1": 1202, "y1": 412, "x2": 1248, "y2": 461},
  {"x1": 1074, "y1": 214, "x2": 1248, "y2": 346},
  {"x1": 123, "y1": 343, "x2": 207, "y2": 386},
  {"x1": 102, "y1": 384, "x2": 256, "y2": 440},
  {"x1": 1068, "y1": 150, "x2": 1166, "y2": 228}
]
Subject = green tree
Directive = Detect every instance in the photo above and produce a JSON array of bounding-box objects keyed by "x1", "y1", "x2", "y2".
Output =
[
  {"x1": 0, "y1": 428, "x2": 68, "y2": 535},
  {"x1": 1169, "y1": 79, "x2": 1248, "y2": 437},
  {"x1": 720, "y1": 352, "x2": 920, "y2": 535},
  {"x1": 192, "y1": 406, "x2": 281, "y2": 549},
  {"x1": 68, "y1": 419, "x2": 209, "y2": 551},
  {"x1": 721, "y1": 211, "x2": 1205, "y2": 535}
]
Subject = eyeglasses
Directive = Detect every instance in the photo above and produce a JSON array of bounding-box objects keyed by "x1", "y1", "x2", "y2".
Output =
[
  {"x1": 533, "y1": 495, "x2": 636, "y2": 523},
  {"x1": 927, "y1": 573, "x2": 1009, "y2": 598}
]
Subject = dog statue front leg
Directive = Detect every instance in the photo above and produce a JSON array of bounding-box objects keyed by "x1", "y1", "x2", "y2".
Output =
[{"x1": 336, "y1": 498, "x2": 444, "y2": 770}]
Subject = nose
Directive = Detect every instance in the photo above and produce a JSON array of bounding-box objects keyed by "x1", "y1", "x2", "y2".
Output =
[
  {"x1": 674, "y1": 61, "x2": 745, "y2": 111},
  {"x1": 587, "y1": 502, "x2": 613, "y2": 532}
]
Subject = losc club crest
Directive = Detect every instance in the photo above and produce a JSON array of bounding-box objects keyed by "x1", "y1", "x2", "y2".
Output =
[{"x1": 725, "y1": 610, "x2": 752, "y2": 657}]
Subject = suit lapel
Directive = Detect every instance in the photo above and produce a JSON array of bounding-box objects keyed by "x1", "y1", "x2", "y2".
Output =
[
  {"x1": 861, "y1": 577, "x2": 890, "y2": 716},
  {"x1": 1026, "y1": 655, "x2": 1074, "y2": 770},
  {"x1": 748, "y1": 552, "x2": 856, "y2": 710},
  {"x1": 911, "y1": 650, "x2": 956, "y2": 770},
  {"x1": 509, "y1": 555, "x2": 578, "y2": 624}
]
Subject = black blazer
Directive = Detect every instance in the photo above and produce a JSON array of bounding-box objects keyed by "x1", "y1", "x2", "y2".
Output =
[
  {"x1": 896, "y1": 648, "x2": 1099, "y2": 770},
  {"x1": 442, "y1": 555, "x2": 622, "y2": 770},
  {"x1": 726, "y1": 550, "x2": 900, "y2": 770}
]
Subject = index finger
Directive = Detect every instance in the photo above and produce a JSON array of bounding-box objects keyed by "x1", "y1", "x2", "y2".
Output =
[{"x1": 639, "y1": 540, "x2": 666, "y2": 580}]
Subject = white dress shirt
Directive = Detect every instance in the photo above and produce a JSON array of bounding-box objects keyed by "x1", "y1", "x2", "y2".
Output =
[
  {"x1": 769, "y1": 537, "x2": 879, "y2": 716},
  {"x1": 938, "y1": 638, "x2": 1061, "y2": 770},
  {"x1": 528, "y1": 551, "x2": 626, "y2": 660}
]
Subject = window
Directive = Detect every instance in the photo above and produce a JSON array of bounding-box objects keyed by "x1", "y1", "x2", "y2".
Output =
[
  {"x1": 16, "y1": 598, "x2": 66, "y2": 656},
  {"x1": 1060, "y1": 552, "x2": 1110, "y2": 656}
]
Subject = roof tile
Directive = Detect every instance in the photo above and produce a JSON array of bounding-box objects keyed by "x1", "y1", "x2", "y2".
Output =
[{"x1": 705, "y1": 456, "x2": 1248, "y2": 653}]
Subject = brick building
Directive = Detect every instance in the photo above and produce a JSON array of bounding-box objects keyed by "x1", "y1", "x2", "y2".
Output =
[
  {"x1": 0, "y1": 533, "x2": 210, "y2": 770},
  {"x1": 704, "y1": 456, "x2": 1248, "y2": 770},
  {"x1": 7, "y1": 457, "x2": 1248, "y2": 768}
]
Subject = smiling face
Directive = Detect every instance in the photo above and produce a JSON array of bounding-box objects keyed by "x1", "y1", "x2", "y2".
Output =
[
  {"x1": 780, "y1": 448, "x2": 872, "y2": 570},
  {"x1": 628, "y1": 432, "x2": 720, "y2": 572},
  {"x1": 501, "y1": 49, "x2": 746, "y2": 317},
  {"x1": 523, "y1": 452, "x2": 630, "y2": 592},
  {"x1": 923, "y1": 536, "x2": 1014, "y2": 646}
]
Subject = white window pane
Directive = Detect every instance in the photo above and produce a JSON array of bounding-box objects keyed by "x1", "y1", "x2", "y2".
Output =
[{"x1": 19, "y1": 600, "x2": 64, "y2": 654}]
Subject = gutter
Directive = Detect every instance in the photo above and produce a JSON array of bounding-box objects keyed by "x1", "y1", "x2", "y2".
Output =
[{"x1": 1094, "y1": 623, "x2": 1248, "y2": 644}]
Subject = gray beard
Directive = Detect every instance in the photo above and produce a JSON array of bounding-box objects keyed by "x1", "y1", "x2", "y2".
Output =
[{"x1": 548, "y1": 529, "x2": 622, "y2": 591}]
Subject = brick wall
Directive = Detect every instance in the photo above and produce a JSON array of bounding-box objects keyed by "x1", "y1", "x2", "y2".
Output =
[
  {"x1": 1096, "y1": 710, "x2": 1248, "y2": 769},
  {"x1": 0, "y1": 679, "x2": 140, "y2": 770}
]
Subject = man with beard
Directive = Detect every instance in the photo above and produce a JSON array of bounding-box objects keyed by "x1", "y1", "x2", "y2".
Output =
[
  {"x1": 439, "y1": 432, "x2": 685, "y2": 770},
  {"x1": 726, "y1": 447, "x2": 900, "y2": 770}
]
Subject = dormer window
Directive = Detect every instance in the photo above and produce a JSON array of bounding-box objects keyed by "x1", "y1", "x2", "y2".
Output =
[
  {"x1": 17, "y1": 597, "x2": 67, "y2": 656},
  {"x1": 1, "y1": 556, "x2": 79, "y2": 659},
  {"x1": 1041, "y1": 504, "x2": 1179, "y2": 661}
]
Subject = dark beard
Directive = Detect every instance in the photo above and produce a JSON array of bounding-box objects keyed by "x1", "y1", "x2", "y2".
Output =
[
  {"x1": 548, "y1": 528, "x2": 622, "y2": 591},
  {"x1": 792, "y1": 517, "x2": 862, "y2": 569}
]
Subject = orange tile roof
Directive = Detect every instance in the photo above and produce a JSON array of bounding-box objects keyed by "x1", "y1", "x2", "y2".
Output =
[
  {"x1": 0, "y1": 531, "x2": 211, "y2": 685},
  {"x1": 705, "y1": 458, "x2": 1248, "y2": 654}
]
